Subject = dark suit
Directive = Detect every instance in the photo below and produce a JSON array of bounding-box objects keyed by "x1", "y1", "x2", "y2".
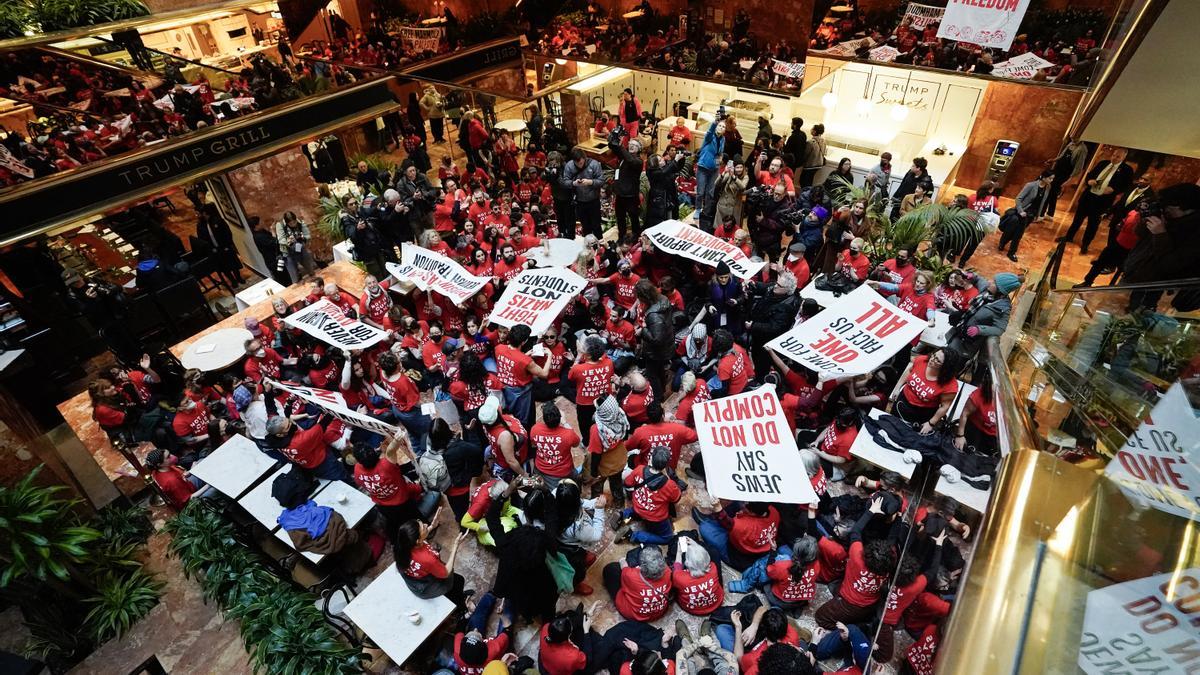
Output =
[
  {"x1": 1063, "y1": 160, "x2": 1133, "y2": 252},
  {"x1": 1106, "y1": 184, "x2": 1154, "y2": 246}
]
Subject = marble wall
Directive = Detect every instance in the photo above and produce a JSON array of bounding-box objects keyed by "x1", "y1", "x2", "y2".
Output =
[
  {"x1": 225, "y1": 148, "x2": 333, "y2": 260},
  {"x1": 700, "y1": 0, "x2": 816, "y2": 51}
]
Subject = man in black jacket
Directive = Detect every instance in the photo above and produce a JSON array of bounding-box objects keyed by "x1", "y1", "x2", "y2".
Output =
[
  {"x1": 341, "y1": 196, "x2": 388, "y2": 278},
  {"x1": 1060, "y1": 147, "x2": 1133, "y2": 254},
  {"x1": 890, "y1": 157, "x2": 935, "y2": 221},
  {"x1": 608, "y1": 130, "x2": 644, "y2": 240},
  {"x1": 546, "y1": 151, "x2": 575, "y2": 233},
  {"x1": 394, "y1": 162, "x2": 437, "y2": 236},
  {"x1": 782, "y1": 117, "x2": 806, "y2": 169},
  {"x1": 747, "y1": 271, "x2": 801, "y2": 377},
  {"x1": 646, "y1": 150, "x2": 682, "y2": 227},
  {"x1": 635, "y1": 279, "x2": 675, "y2": 399}
]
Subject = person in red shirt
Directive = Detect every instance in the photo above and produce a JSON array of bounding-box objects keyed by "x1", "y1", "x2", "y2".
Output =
[
  {"x1": 171, "y1": 390, "x2": 211, "y2": 445},
  {"x1": 265, "y1": 414, "x2": 349, "y2": 481},
  {"x1": 529, "y1": 402, "x2": 581, "y2": 486},
  {"x1": 620, "y1": 372, "x2": 654, "y2": 425},
  {"x1": 781, "y1": 242, "x2": 811, "y2": 289},
  {"x1": 874, "y1": 551, "x2": 943, "y2": 663},
  {"x1": 533, "y1": 328, "x2": 570, "y2": 402},
  {"x1": 1079, "y1": 206, "x2": 1144, "y2": 287},
  {"x1": 762, "y1": 535, "x2": 822, "y2": 612},
  {"x1": 729, "y1": 606, "x2": 802, "y2": 675},
  {"x1": 673, "y1": 371, "x2": 710, "y2": 426},
  {"x1": 477, "y1": 397, "x2": 532, "y2": 481},
  {"x1": 493, "y1": 244, "x2": 528, "y2": 282},
  {"x1": 627, "y1": 402, "x2": 698, "y2": 469},
  {"x1": 879, "y1": 248, "x2": 917, "y2": 286},
  {"x1": 453, "y1": 591, "x2": 512, "y2": 675},
  {"x1": 906, "y1": 622, "x2": 942, "y2": 675},
  {"x1": 890, "y1": 348, "x2": 961, "y2": 433},
  {"x1": 590, "y1": 259, "x2": 641, "y2": 310},
  {"x1": 615, "y1": 447, "x2": 681, "y2": 545},
  {"x1": 757, "y1": 156, "x2": 796, "y2": 197},
  {"x1": 567, "y1": 336, "x2": 614, "y2": 444},
  {"x1": 394, "y1": 519, "x2": 470, "y2": 606},
  {"x1": 376, "y1": 352, "x2": 433, "y2": 454},
  {"x1": 602, "y1": 545, "x2": 672, "y2": 622},
  {"x1": 695, "y1": 501, "x2": 780, "y2": 571},
  {"x1": 955, "y1": 370, "x2": 998, "y2": 456},
  {"x1": 351, "y1": 435, "x2": 423, "y2": 532},
  {"x1": 815, "y1": 498, "x2": 899, "y2": 628},
  {"x1": 146, "y1": 448, "x2": 197, "y2": 509},
  {"x1": 243, "y1": 338, "x2": 292, "y2": 383},
  {"x1": 88, "y1": 378, "x2": 133, "y2": 436},
  {"x1": 419, "y1": 321, "x2": 453, "y2": 386},
  {"x1": 837, "y1": 237, "x2": 871, "y2": 282},
  {"x1": 812, "y1": 408, "x2": 861, "y2": 480},
  {"x1": 667, "y1": 117, "x2": 693, "y2": 148},
  {"x1": 934, "y1": 269, "x2": 979, "y2": 312},
  {"x1": 538, "y1": 610, "x2": 591, "y2": 675},
  {"x1": 670, "y1": 535, "x2": 724, "y2": 615},
  {"x1": 493, "y1": 325, "x2": 551, "y2": 432},
  {"x1": 357, "y1": 275, "x2": 394, "y2": 329},
  {"x1": 712, "y1": 329, "x2": 752, "y2": 396}
]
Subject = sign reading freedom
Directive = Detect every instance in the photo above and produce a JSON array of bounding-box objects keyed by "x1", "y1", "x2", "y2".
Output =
[
  {"x1": 766, "y1": 284, "x2": 926, "y2": 376},
  {"x1": 644, "y1": 220, "x2": 766, "y2": 280},
  {"x1": 284, "y1": 298, "x2": 387, "y2": 350},
  {"x1": 488, "y1": 267, "x2": 586, "y2": 336},
  {"x1": 387, "y1": 245, "x2": 491, "y2": 305},
  {"x1": 266, "y1": 379, "x2": 402, "y2": 437},
  {"x1": 694, "y1": 389, "x2": 818, "y2": 504}
]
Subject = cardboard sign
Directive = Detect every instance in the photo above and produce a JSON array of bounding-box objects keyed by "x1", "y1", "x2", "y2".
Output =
[
  {"x1": 284, "y1": 298, "x2": 387, "y2": 350},
  {"x1": 868, "y1": 46, "x2": 901, "y2": 63},
  {"x1": 770, "y1": 60, "x2": 806, "y2": 80},
  {"x1": 1078, "y1": 568, "x2": 1200, "y2": 675},
  {"x1": 386, "y1": 244, "x2": 490, "y2": 305},
  {"x1": 488, "y1": 267, "x2": 585, "y2": 336},
  {"x1": 766, "y1": 284, "x2": 927, "y2": 376},
  {"x1": 694, "y1": 389, "x2": 818, "y2": 504},
  {"x1": 899, "y1": 2, "x2": 946, "y2": 30},
  {"x1": 992, "y1": 52, "x2": 1054, "y2": 79},
  {"x1": 937, "y1": 0, "x2": 1031, "y2": 51},
  {"x1": 0, "y1": 145, "x2": 34, "y2": 179},
  {"x1": 399, "y1": 26, "x2": 444, "y2": 53},
  {"x1": 266, "y1": 379, "x2": 402, "y2": 437},
  {"x1": 643, "y1": 220, "x2": 766, "y2": 280},
  {"x1": 1105, "y1": 383, "x2": 1200, "y2": 521}
]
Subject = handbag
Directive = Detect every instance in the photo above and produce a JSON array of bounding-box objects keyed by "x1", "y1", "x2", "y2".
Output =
[{"x1": 545, "y1": 551, "x2": 576, "y2": 594}]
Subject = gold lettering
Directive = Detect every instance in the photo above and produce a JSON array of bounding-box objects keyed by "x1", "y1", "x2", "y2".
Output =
[
  {"x1": 135, "y1": 165, "x2": 153, "y2": 181},
  {"x1": 209, "y1": 139, "x2": 227, "y2": 155}
]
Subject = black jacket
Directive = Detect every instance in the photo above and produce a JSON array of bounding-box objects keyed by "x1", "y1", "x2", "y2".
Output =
[
  {"x1": 608, "y1": 136, "x2": 643, "y2": 198},
  {"x1": 749, "y1": 286, "x2": 801, "y2": 342},
  {"x1": 646, "y1": 158, "x2": 680, "y2": 215},
  {"x1": 638, "y1": 297, "x2": 675, "y2": 361},
  {"x1": 782, "y1": 129, "x2": 806, "y2": 167},
  {"x1": 1083, "y1": 160, "x2": 1134, "y2": 208},
  {"x1": 893, "y1": 169, "x2": 935, "y2": 203}
]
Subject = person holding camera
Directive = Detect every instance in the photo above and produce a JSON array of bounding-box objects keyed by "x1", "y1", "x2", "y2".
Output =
[
  {"x1": 607, "y1": 128, "x2": 643, "y2": 239},
  {"x1": 339, "y1": 195, "x2": 389, "y2": 279},
  {"x1": 545, "y1": 151, "x2": 575, "y2": 232},
  {"x1": 275, "y1": 210, "x2": 317, "y2": 283},
  {"x1": 560, "y1": 148, "x2": 605, "y2": 239},
  {"x1": 396, "y1": 160, "x2": 437, "y2": 236},
  {"x1": 646, "y1": 147, "x2": 684, "y2": 227},
  {"x1": 696, "y1": 118, "x2": 727, "y2": 217}
]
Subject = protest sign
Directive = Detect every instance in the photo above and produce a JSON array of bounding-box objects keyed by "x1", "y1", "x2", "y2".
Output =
[
  {"x1": 386, "y1": 244, "x2": 491, "y2": 305},
  {"x1": 284, "y1": 298, "x2": 387, "y2": 350},
  {"x1": 992, "y1": 52, "x2": 1054, "y2": 79},
  {"x1": 643, "y1": 220, "x2": 766, "y2": 280},
  {"x1": 399, "y1": 26, "x2": 444, "y2": 53},
  {"x1": 937, "y1": 0, "x2": 1031, "y2": 51},
  {"x1": 1105, "y1": 383, "x2": 1200, "y2": 521},
  {"x1": 770, "y1": 59, "x2": 806, "y2": 80},
  {"x1": 766, "y1": 284, "x2": 927, "y2": 376},
  {"x1": 488, "y1": 267, "x2": 586, "y2": 336},
  {"x1": 1078, "y1": 568, "x2": 1200, "y2": 675},
  {"x1": 266, "y1": 379, "x2": 402, "y2": 437},
  {"x1": 899, "y1": 2, "x2": 946, "y2": 30},
  {"x1": 0, "y1": 146, "x2": 34, "y2": 179},
  {"x1": 868, "y1": 46, "x2": 901, "y2": 63},
  {"x1": 694, "y1": 389, "x2": 818, "y2": 504}
]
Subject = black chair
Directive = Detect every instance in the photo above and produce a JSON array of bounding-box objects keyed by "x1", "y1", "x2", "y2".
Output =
[
  {"x1": 590, "y1": 95, "x2": 605, "y2": 124},
  {"x1": 153, "y1": 277, "x2": 215, "y2": 339},
  {"x1": 121, "y1": 292, "x2": 171, "y2": 345},
  {"x1": 186, "y1": 235, "x2": 234, "y2": 295}
]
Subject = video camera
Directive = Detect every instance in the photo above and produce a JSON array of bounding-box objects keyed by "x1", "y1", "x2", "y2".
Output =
[{"x1": 743, "y1": 184, "x2": 773, "y2": 210}]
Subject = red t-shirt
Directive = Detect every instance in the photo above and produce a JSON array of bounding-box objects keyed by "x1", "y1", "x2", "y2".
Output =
[
  {"x1": 358, "y1": 282, "x2": 393, "y2": 323},
  {"x1": 93, "y1": 403, "x2": 126, "y2": 429},
  {"x1": 840, "y1": 541, "x2": 888, "y2": 607},
  {"x1": 740, "y1": 625, "x2": 800, "y2": 675},
  {"x1": 674, "y1": 380, "x2": 710, "y2": 425},
  {"x1": 381, "y1": 372, "x2": 421, "y2": 411},
  {"x1": 171, "y1": 406, "x2": 210, "y2": 438},
  {"x1": 244, "y1": 348, "x2": 283, "y2": 382},
  {"x1": 421, "y1": 339, "x2": 449, "y2": 371},
  {"x1": 897, "y1": 287, "x2": 936, "y2": 320},
  {"x1": 354, "y1": 458, "x2": 422, "y2": 506},
  {"x1": 308, "y1": 360, "x2": 340, "y2": 389},
  {"x1": 839, "y1": 250, "x2": 871, "y2": 282},
  {"x1": 717, "y1": 345, "x2": 751, "y2": 394},
  {"x1": 539, "y1": 624, "x2": 587, "y2": 675},
  {"x1": 883, "y1": 574, "x2": 928, "y2": 625},
  {"x1": 530, "y1": 423, "x2": 581, "y2": 477},
  {"x1": 671, "y1": 562, "x2": 724, "y2": 615},
  {"x1": 622, "y1": 388, "x2": 653, "y2": 424},
  {"x1": 785, "y1": 256, "x2": 811, "y2": 289},
  {"x1": 905, "y1": 592, "x2": 952, "y2": 633},
  {"x1": 620, "y1": 661, "x2": 675, "y2": 675},
  {"x1": 154, "y1": 467, "x2": 195, "y2": 510},
  {"x1": 628, "y1": 421, "x2": 699, "y2": 469},
  {"x1": 728, "y1": 507, "x2": 780, "y2": 555},
  {"x1": 817, "y1": 537, "x2": 848, "y2": 583},
  {"x1": 906, "y1": 624, "x2": 940, "y2": 675},
  {"x1": 767, "y1": 559, "x2": 820, "y2": 603},
  {"x1": 128, "y1": 370, "x2": 153, "y2": 404},
  {"x1": 485, "y1": 415, "x2": 529, "y2": 471},
  {"x1": 453, "y1": 632, "x2": 510, "y2": 675},
  {"x1": 404, "y1": 541, "x2": 448, "y2": 579},
  {"x1": 819, "y1": 422, "x2": 858, "y2": 461},
  {"x1": 624, "y1": 466, "x2": 681, "y2": 522},
  {"x1": 495, "y1": 344, "x2": 534, "y2": 387},
  {"x1": 902, "y1": 355, "x2": 959, "y2": 409},
  {"x1": 883, "y1": 259, "x2": 917, "y2": 286},
  {"x1": 608, "y1": 272, "x2": 641, "y2": 309},
  {"x1": 544, "y1": 341, "x2": 568, "y2": 384},
  {"x1": 279, "y1": 424, "x2": 329, "y2": 469},
  {"x1": 967, "y1": 388, "x2": 997, "y2": 437},
  {"x1": 615, "y1": 567, "x2": 672, "y2": 621},
  {"x1": 568, "y1": 358, "x2": 614, "y2": 406},
  {"x1": 449, "y1": 374, "x2": 501, "y2": 411},
  {"x1": 668, "y1": 125, "x2": 692, "y2": 147}
]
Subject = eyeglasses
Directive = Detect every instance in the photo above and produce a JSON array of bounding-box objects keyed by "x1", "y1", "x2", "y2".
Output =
[{"x1": 543, "y1": 334, "x2": 558, "y2": 340}]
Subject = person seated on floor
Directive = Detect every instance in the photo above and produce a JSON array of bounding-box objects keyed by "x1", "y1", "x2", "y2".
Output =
[
  {"x1": 614, "y1": 446, "x2": 682, "y2": 545},
  {"x1": 694, "y1": 500, "x2": 780, "y2": 571},
  {"x1": 808, "y1": 407, "x2": 861, "y2": 482},
  {"x1": 814, "y1": 497, "x2": 898, "y2": 630},
  {"x1": 603, "y1": 545, "x2": 673, "y2": 623},
  {"x1": 723, "y1": 605, "x2": 804, "y2": 675},
  {"x1": 670, "y1": 534, "x2": 724, "y2": 616},
  {"x1": 272, "y1": 466, "x2": 383, "y2": 577},
  {"x1": 452, "y1": 591, "x2": 513, "y2": 675},
  {"x1": 538, "y1": 605, "x2": 597, "y2": 675}
]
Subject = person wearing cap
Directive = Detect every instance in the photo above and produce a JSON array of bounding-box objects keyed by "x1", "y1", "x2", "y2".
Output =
[
  {"x1": 477, "y1": 396, "x2": 531, "y2": 481},
  {"x1": 145, "y1": 448, "x2": 198, "y2": 510},
  {"x1": 947, "y1": 272, "x2": 1019, "y2": 357},
  {"x1": 779, "y1": 242, "x2": 811, "y2": 288},
  {"x1": 608, "y1": 129, "x2": 644, "y2": 240},
  {"x1": 453, "y1": 591, "x2": 512, "y2": 675}
]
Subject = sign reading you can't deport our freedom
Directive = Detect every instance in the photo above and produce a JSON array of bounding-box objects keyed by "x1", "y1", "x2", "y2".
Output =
[{"x1": 694, "y1": 389, "x2": 818, "y2": 505}]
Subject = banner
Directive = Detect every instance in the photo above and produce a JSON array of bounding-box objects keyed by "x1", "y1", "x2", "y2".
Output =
[
  {"x1": 694, "y1": 390, "x2": 818, "y2": 504},
  {"x1": 1105, "y1": 383, "x2": 1200, "y2": 521},
  {"x1": 0, "y1": 145, "x2": 34, "y2": 179},
  {"x1": 399, "y1": 26, "x2": 444, "y2": 53},
  {"x1": 937, "y1": 0, "x2": 1031, "y2": 51},
  {"x1": 991, "y1": 52, "x2": 1054, "y2": 79},
  {"x1": 266, "y1": 379, "x2": 402, "y2": 437},
  {"x1": 766, "y1": 284, "x2": 927, "y2": 376},
  {"x1": 770, "y1": 59, "x2": 806, "y2": 80},
  {"x1": 820, "y1": 37, "x2": 875, "y2": 57},
  {"x1": 899, "y1": 2, "x2": 946, "y2": 30},
  {"x1": 488, "y1": 267, "x2": 586, "y2": 336},
  {"x1": 387, "y1": 245, "x2": 491, "y2": 306},
  {"x1": 643, "y1": 220, "x2": 766, "y2": 280},
  {"x1": 1078, "y1": 569, "x2": 1200, "y2": 675},
  {"x1": 284, "y1": 298, "x2": 387, "y2": 350},
  {"x1": 868, "y1": 46, "x2": 901, "y2": 63}
]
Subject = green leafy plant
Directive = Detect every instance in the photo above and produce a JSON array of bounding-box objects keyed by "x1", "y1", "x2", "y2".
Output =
[
  {"x1": 34, "y1": 0, "x2": 150, "y2": 31},
  {"x1": 316, "y1": 195, "x2": 349, "y2": 245},
  {"x1": 0, "y1": 466, "x2": 102, "y2": 589},
  {"x1": 83, "y1": 569, "x2": 163, "y2": 643},
  {"x1": 0, "y1": 1, "x2": 32, "y2": 39},
  {"x1": 95, "y1": 504, "x2": 153, "y2": 548}
]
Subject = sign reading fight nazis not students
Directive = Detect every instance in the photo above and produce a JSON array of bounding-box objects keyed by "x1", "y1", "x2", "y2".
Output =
[
  {"x1": 643, "y1": 220, "x2": 766, "y2": 280},
  {"x1": 488, "y1": 267, "x2": 586, "y2": 336},
  {"x1": 766, "y1": 284, "x2": 926, "y2": 377},
  {"x1": 694, "y1": 389, "x2": 818, "y2": 504},
  {"x1": 266, "y1": 379, "x2": 402, "y2": 437},
  {"x1": 284, "y1": 298, "x2": 387, "y2": 350},
  {"x1": 387, "y1": 244, "x2": 491, "y2": 306}
]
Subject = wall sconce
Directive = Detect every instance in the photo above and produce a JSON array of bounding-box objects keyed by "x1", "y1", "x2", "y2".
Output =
[
  {"x1": 821, "y1": 91, "x2": 837, "y2": 109},
  {"x1": 555, "y1": 58, "x2": 567, "y2": 65}
]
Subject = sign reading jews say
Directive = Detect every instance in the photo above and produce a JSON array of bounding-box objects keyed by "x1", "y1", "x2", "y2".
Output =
[
  {"x1": 1078, "y1": 568, "x2": 1200, "y2": 675},
  {"x1": 694, "y1": 389, "x2": 818, "y2": 504},
  {"x1": 285, "y1": 298, "x2": 387, "y2": 350}
]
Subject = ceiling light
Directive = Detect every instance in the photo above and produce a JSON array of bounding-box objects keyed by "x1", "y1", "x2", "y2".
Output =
[
  {"x1": 821, "y1": 92, "x2": 838, "y2": 109},
  {"x1": 555, "y1": 58, "x2": 567, "y2": 65},
  {"x1": 890, "y1": 104, "x2": 909, "y2": 121}
]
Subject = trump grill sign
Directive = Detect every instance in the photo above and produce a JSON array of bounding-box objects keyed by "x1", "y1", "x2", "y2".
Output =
[
  {"x1": 694, "y1": 389, "x2": 817, "y2": 504},
  {"x1": 766, "y1": 284, "x2": 927, "y2": 376}
]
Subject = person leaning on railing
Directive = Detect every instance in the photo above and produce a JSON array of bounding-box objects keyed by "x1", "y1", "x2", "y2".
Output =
[{"x1": 945, "y1": 273, "x2": 1020, "y2": 360}]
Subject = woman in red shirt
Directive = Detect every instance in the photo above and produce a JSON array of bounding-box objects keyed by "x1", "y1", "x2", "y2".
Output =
[
  {"x1": 955, "y1": 370, "x2": 997, "y2": 456},
  {"x1": 539, "y1": 611, "x2": 592, "y2": 675},
  {"x1": 602, "y1": 545, "x2": 672, "y2": 622},
  {"x1": 670, "y1": 536, "x2": 724, "y2": 615},
  {"x1": 351, "y1": 435, "x2": 424, "y2": 533},
  {"x1": 393, "y1": 519, "x2": 470, "y2": 606},
  {"x1": 146, "y1": 448, "x2": 197, "y2": 510},
  {"x1": 765, "y1": 536, "x2": 821, "y2": 612},
  {"x1": 890, "y1": 348, "x2": 962, "y2": 434},
  {"x1": 88, "y1": 378, "x2": 132, "y2": 438}
]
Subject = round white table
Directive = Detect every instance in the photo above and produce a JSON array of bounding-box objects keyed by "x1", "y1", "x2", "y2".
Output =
[
  {"x1": 495, "y1": 118, "x2": 528, "y2": 146},
  {"x1": 180, "y1": 328, "x2": 253, "y2": 372}
]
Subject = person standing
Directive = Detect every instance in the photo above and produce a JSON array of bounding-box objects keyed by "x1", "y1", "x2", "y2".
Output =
[
  {"x1": 1060, "y1": 146, "x2": 1133, "y2": 254},
  {"x1": 419, "y1": 85, "x2": 445, "y2": 143},
  {"x1": 560, "y1": 148, "x2": 605, "y2": 239},
  {"x1": 406, "y1": 92, "x2": 426, "y2": 143},
  {"x1": 546, "y1": 151, "x2": 575, "y2": 233},
  {"x1": 695, "y1": 119, "x2": 727, "y2": 217},
  {"x1": 998, "y1": 171, "x2": 1052, "y2": 262},
  {"x1": 1040, "y1": 138, "x2": 1088, "y2": 220},
  {"x1": 891, "y1": 157, "x2": 934, "y2": 220},
  {"x1": 1104, "y1": 172, "x2": 1155, "y2": 248},
  {"x1": 800, "y1": 123, "x2": 827, "y2": 188},
  {"x1": 276, "y1": 210, "x2": 316, "y2": 283},
  {"x1": 782, "y1": 117, "x2": 806, "y2": 170},
  {"x1": 617, "y1": 88, "x2": 643, "y2": 140},
  {"x1": 714, "y1": 160, "x2": 749, "y2": 229},
  {"x1": 608, "y1": 134, "x2": 644, "y2": 240}
]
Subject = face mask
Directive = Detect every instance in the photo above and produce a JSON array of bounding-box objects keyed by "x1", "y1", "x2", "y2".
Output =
[
  {"x1": 430, "y1": 334, "x2": 442, "y2": 342},
  {"x1": 255, "y1": 348, "x2": 266, "y2": 357},
  {"x1": 849, "y1": 250, "x2": 860, "y2": 257},
  {"x1": 620, "y1": 269, "x2": 631, "y2": 276},
  {"x1": 897, "y1": 258, "x2": 909, "y2": 267}
]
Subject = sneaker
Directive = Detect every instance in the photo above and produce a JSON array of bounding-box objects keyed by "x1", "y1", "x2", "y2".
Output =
[
  {"x1": 1099, "y1": 267, "x2": 1115, "y2": 275},
  {"x1": 573, "y1": 582, "x2": 594, "y2": 596},
  {"x1": 613, "y1": 524, "x2": 633, "y2": 543},
  {"x1": 685, "y1": 466, "x2": 706, "y2": 480},
  {"x1": 726, "y1": 579, "x2": 751, "y2": 594},
  {"x1": 1073, "y1": 281, "x2": 1093, "y2": 289},
  {"x1": 1007, "y1": 253, "x2": 1018, "y2": 262},
  {"x1": 700, "y1": 619, "x2": 713, "y2": 640},
  {"x1": 675, "y1": 619, "x2": 692, "y2": 643}
]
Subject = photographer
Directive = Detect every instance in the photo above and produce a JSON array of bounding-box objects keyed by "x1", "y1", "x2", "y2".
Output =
[
  {"x1": 714, "y1": 158, "x2": 748, "y2": 229},
  {"x1": 750, "y1": 182, "x2": 795, "y2": 260},
  {"x1": 395, "y1": 161, "x2": 437, "y2": 236},
  {"x1": 340, "y1": 195, "x2": 389, "y2": 279},
  {"x1": 647, "y1": 148, "x2": 684, "y2": 227},
  {"x1": 545, "y1": 151, "x2": 575, "y2": 233},
  {"x1": 607, "y1": 127, "x2": 643, "y2": 239},
  {"x1": 560, "y1": 148, "x2": 605, "y2": 239},
  {"x1": 275, "y1": 210, "x2": 317, "y2": 283},
  {"x1": 747, "y1": 270, "x2": 801, "y2": 377}
]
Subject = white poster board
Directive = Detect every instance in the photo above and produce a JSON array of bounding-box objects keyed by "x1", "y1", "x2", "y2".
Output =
[
  {"x1": 899, "y1": 2, "x2": 946, "y2": 30},
  {"x1": 266, "y1": 379, "x2": 402, "y2": 437},
  {"x1": 766, "y1": 284, "x2": 927, "y2": 377},
  {"x1": 693, "y1": 390, "x2": 818, "y2": 504},
  {"x1": 386, "y1": 245, "x2": 490, "y2": 305},
  {"x1": 488, "y1": 267, "x2": 586, "y2": 336},
  {"x1": 643, "y1": 220, "x2": 765, "y2": 280},
  {"x1": 937, "y1": 0, "x2": 1031, "y2": 51},
  {"x1": 770, "y1": 60, "x2": 806, "y2": 80},
  {"x1": 1105, "y1": 383, "x2": 1200, "y2": 522},
  {"x1": 1078, "y1": 569, "x2": 1200, "y2": 675},
  {"x1": 992, "y1": 52, "x2": 1054, "y2": 80},
  {"x1": 285, "y1": 298, "x2": 388, "y2": 350}
]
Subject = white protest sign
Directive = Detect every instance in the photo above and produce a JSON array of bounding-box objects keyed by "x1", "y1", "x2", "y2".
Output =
[
  {"x1": 868, "y1": 46, "x2": 901, "y2": 63},
  {"x1": 387, "y1": 244, "x2": 490, "y2": 306},
  {"x1": 770, "y1": 59, "x2": 806, "y2": 80},
  {"x1": 643, "y1": 220, "x2": 766, "y2": 280},
  {"x1": 937, "y1": 0, "x2": 1031, "y2": 51},
  {"x1": 899, "y1": 2, "x2": 946, "y2": 30},
  {"x1": 1078, "y1": 569, "x2": 1200, "y2": 675},
  {"x1": 1105, "y1": 383, "x2": 1200, "y2": 521},
  {"x1": 284, "y1": 298, "x2": 387, "y2": 350},
  {"x1": 992, "y1": 52, "x2": 1054, "y2": 79},
  {"x1": 399, "y1": 26, "x2": 444, "y2": 53},
  {"x1": 694, "y1": 389, "x2": 818, "y2": 504},
  {"x1": 266, "y1": 379, "x2": 402, "y2": 437},
  {"x1": 488, "y1": 267, "x2": 585, "y2": 336},
  {"x1": 766, "y1": 284, "x2": 927, "y2": 376},
  {"x1": 0, "y1": 145, "x2": 34, "y2": 179}
]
